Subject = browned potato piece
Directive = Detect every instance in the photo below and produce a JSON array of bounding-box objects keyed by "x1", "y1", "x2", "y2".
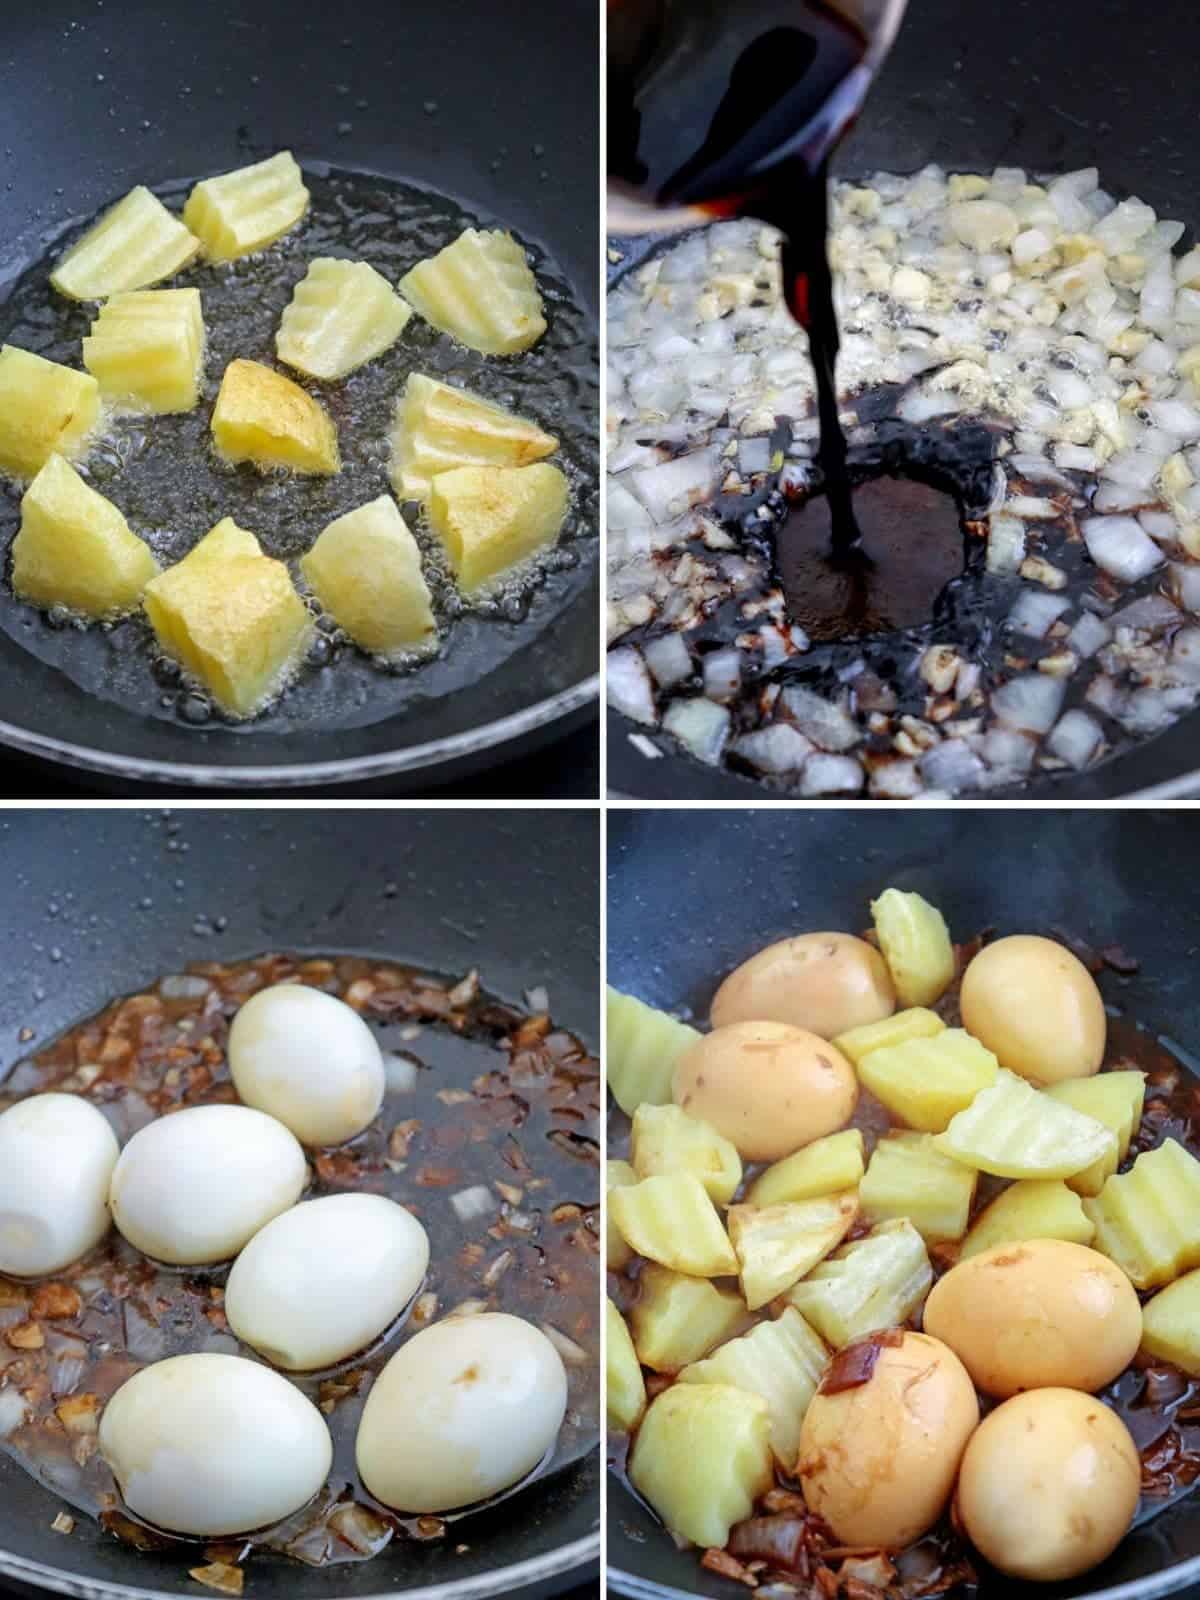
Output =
[
  {"x1": 711, "y1": 933, "x2": 895, "y2": 1039},
  {"x1": 960, "y1": 936, "x2": 1105, "y2": 1085}
]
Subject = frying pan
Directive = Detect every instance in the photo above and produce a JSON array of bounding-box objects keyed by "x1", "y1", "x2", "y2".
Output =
[
  {"x1": 0, "y1": 0, "x2": 599, "y2": 793},
  {"x1": 607, "y1": 806, "x2": 1200, "y2": 1600},
  {"x1": 0, "y1": 807, "x2": 599, "y2": 1599},
  {"x1": 606, "y1": 0, "x2": 1200, "y2": 801}
]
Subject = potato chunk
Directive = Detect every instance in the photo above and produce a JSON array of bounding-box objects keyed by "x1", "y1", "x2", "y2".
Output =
[
  {"x1": 630, "y1": 1264, "x2": 750, "y2": 1373},
  {"x1": 606, "y1": 1160, "x2": 638, "y2": 1271},
  {"x1": 858, "y1": 1028, "x2": 998, "y2": 1133},
  {"x1": 1083, "y1": 1138, "x2": 1200, "y2": 1289},
  {"x1": 629, "y1": 1384, "x2": 774, "y2": 1550},
  {"x1": 300, "y1": 495, "x2": 435, "y2": 657},
  {"x1": 0, "y1": 347, "x2": 100, "y2": 480},
  {"x1": 388, "y1": 372, "x2": 558, "y2": 503},
  {"x1": 788, "y1": 1219, "x2": 932, "y2": 1348},
  {"x1": 399, "y1": 228, "x2": 546, "y2": 355},
  {"x1": 631, "y1": 1103, "x2": 742, "y2": 1204},
  {"x1": 1045, "y1": 1071, "x2": 1147, "y2": 1196},
  {"x1": 276, "y1": 257, "x2": 411, "y2": 380},
  {"x1": 143, "y1": 518, "x2": 311, "y2": 717},
  {"x1": 748, "y1": 1129, "x2": 865, "y2": 1208},
  {"x1": 961, "y1": 1179, "x2": 1094, "y2": 1259},
  {"x1": 933, "y1": 1069, "x2": 1116, "y2": 1180},
  {"x1": 860, "y1": 1131, "x2": 977, "y2": 1242},
  {"x1": 609, "y1": 1174, "x2": 738, "y2": 1279},
  {"x1": 606, "y1": 1299, "x2": 646, "y2": 1431},
  {"x1": 83, "y1": 289, "x2": 205, "y2": 414},
  {"x1": 50, "y1": 185, "x2": 200, "y2": 301},
  {"x1": 184, "y1": 152, "x2": 309, "y2": 262},
  {"x1": 211, "y1": 359, "x2": 338, "y2": 475},
  {"x1": 833, "y1": 1006, "x2": 945, "y2": 1067},
  {"x1": 606, "y1": 987, "x2": 700, "y2": 1115},
  {"x1": 12, "y1": 453, "x2": 157, "y2": 619},
  {"x1": 728, "y1": 1193, "x2": 859, "y2": 1309},
  {"x1": 870, "y1": 888, "x2": 956, "y2": 1006},
  {"x1": 1141, "y1": 1268, "x2": 1200, "y2": 1375},
  {"x1": 428, "y1": 463, "x2": 568, "y2": 592}
]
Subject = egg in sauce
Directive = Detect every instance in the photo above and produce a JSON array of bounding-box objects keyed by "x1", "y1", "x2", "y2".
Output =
[{"x1": 710, "y1": 933, "x2": 896, "y2": 1039}]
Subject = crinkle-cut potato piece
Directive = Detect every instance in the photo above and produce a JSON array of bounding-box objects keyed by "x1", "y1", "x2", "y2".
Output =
[
  {"x1": 870, "y1": 888, "x2": 956, "y2": 1007},
  {"x1": 933, "y1": 1068, "x2": 1116, "y2": 1181},
  {"x1": 960, "y1": 1179, "x2": 1094, "y2": 1260},
  {"x1": 301, "y1": 495, "x2": 435, "y2": 657},
  {"x1": 276, "y1": 257, "x2": 411, "y2": 380},
  {"x1": 609, "y1": 1174, "x2": 738, "y2": 1279},
  {"x1": 860, "y1": 1131, "x2": 977, "y2": 1243},
  {"x1": 631, "y1": 1102, "x2": 742, "y2": 1205},
  {"x1": 1046, "y1": 1071, "x2": 1147, "y2": 1197},
  {"x1": 606, "y1": 1299, "x2": 646, "y2": 1431},
  {"x1": 606, "y1": 987, "x2": 700, "y2": 1116},
  {"x1": 399, "y1": 228, "x2": 547, "y2": 356},
  {"x1": 183, "y1": 151, "x2": 309, "y2": 263},
  {"x1": 833, "y1": 1006, "x2": 945, "y2": 1068},
  {"x1": 49, "y1": 185, "x2": 201, "y2": 301},
  {"x1": 857, "y1": 1028, "x2": 999, "y2": 1133},
  {"x1": 787, "y1": 1218, "x2": 932, "y2": 1349},
  {"x1": 630, "y1": 1383, "x2": 774, "y2": 1551},
  {"x1": 1141, "y1": 1268, "x2": 1200, "y2": 1376},
  {"x1": 678, "y1": 1307, "x2": 829, "y2": 1468},
  {"x1": 388, "y1": 373, "x2": 558, "y2": 503},
  {"x1": 428, "y1": 462, "x2": 568, "y2": 593},
  {"x1": 748, "y1": 1129, "x2": 865, "y2": 1208},
  {"x1": 606, "y1": 1160, "x2": 638, "y2": 1271},
  {"x1": 83, "y1": 289, "x2": 206, "y2": 414},
  {"x1": 728, "y1": 1193, "x2": 859, "y2": 1311},
  {"x1": 1082, "y1": 1138, "x2": 1200, "y2": 1289},
  {"x1": 0, "y1": 346, "x2": 100, "y2": 481},
  {"x1": 11, "y1": 453, "x2": 157, "y2": 619},
  {"x1": 211, "y1": 359, "x2": 339, "y2": 476},
  {"x1": 143, "y1": 517, "x2": 311, "y2": 718},
  {"x1": 630, "y1": 1264, "x2": 750, "y2": 1373}
]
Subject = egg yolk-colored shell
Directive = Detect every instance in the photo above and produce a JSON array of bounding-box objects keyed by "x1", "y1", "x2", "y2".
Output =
[
  {"x1": 960, "y1": 935, "x2": 1105, "y2": 1085},
  {"x1": 955, "y1": 1388, "x2": 1140, "y2": 1581},
  {"x1": 710, "y1": 933, "x2": 896, "y2": 1040},
  {"x1": 673, "y1": 1022, "x2": 858, "y2": 1163},
  {"x1": 797, "y1": 1331, "x2": 979, "y2": 1549}
]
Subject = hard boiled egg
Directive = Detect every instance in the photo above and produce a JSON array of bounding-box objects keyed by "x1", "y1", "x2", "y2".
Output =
[
  {"x1": 98, "y1": 1353, "x2": 332, "y2": 1536},
  {"x1": 0, "y1": 1094, "x2": 118, "y2": 1276},
  {"x1": 960, "y1": 935, "x2": 1105, "y2": 1085},
  {"x1": 109, "y1": 1103, "x2": 306, "y2": 1265},
  {"x1": 356, "y1": 1313, "x2": 567, "y2": 1512},
  {"x1": 711, "y1": 933, "x2": 896, "y2": 1039},
  {"x1": 225, "y1": 1193, "x2": 429, "y2": 1370},
  {"x1": 228, "y1": 983, "x2": 385, "y2": 1147}
]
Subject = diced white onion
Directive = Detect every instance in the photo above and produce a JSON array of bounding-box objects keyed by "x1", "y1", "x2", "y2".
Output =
[
  {"x1": 800, "y1": 754, "x2": 865, "y2": 796},
  {"x1": 642, "y1": 632, "x2": 692, "y2": 689},
  {"x1": 1008, "y1": 590, "x2": 1071, "y2": 638},
  {"x1": 780, "y1": 685, "x2": 860, "y2": 751},
  {"x1": 993, "y1": 673, "x2": 1067, "y2": 733},
  {"x1": 159, "y1": 974, "x2": 211, "y2": 1000},
  {"x1": 1172, "y1": 564, "x2": 1200, "y2": 614},
  {"x1": 1067, "y1": 611, "x2": 1111, "y2": 658},
  {"x1": 919, "y1": 740, "x2": 986, "y2": 796},
  {"x1": 1111, "y1": 594, "x2": 1179, "y2": 634},
  {"x1": 702, "y1": 648, "x2": 742, "y2": 703},
  {"x1": 607, "y1": 648, "x2": 657, "y2": 726},
  {"x1": 0, "y1": 1388, "x2": 25, "y2": 1438},
  {"x1": 451, "y1": 1185, "x2": 496, "y2": 1223},
  {"x1": 631, "y1": 449, "x2": 716, "y2": 523},
  {"x1": 731, "y1": 724, "x2": 814, "y2": 775},
  {"x1": 382, "y1": 1053, "x2": 419, "y2": 1094},
  {"x1": 663, "y1": 697, "x2": 731, "y2": 765},
  {"x1": 1046, "y1": 710, "x2": 1104, "y2": 770},
  {"x1": 987, "y1": 515, "x2": 1026, "y2": 574},
  {"x1": 1082, "y1": 515, "x2": 1165, "y2": 582},
  {"x1": 738, "y1": 437, "x2": 772, "y2": 474}
]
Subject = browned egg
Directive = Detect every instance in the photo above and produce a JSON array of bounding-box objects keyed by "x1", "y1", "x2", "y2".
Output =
[
  {"x1": 672, "y1": 1021, "x2": 858, "y2": 1162},
  {"x1": 960, "y1": 935, "x2": 1105, "y2": 1085},
  {"x1": 710, "y1": 932, "x2": 896, "y2": 1039}
]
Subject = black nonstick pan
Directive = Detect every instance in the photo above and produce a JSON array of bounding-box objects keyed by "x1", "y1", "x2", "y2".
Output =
[
  {"x1": 0, "y1": 0, "x2": 598, "y2": 793},
  {"x1": 608, "y1": 806, "x2": 1200, "y2": 1600},
  {"x1": 0, "y1": 808, "x2": 599, "y2": 1600},
  {"x1": 607, "y1": 0, "x2": 1200, "y2": 801}
]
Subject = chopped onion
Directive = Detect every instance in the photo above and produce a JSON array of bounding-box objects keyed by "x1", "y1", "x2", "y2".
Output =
[
  {"x1": 631, "y1": 449, "x2": 716, "y2": 523},
  {"x1": 382, "y1": 1053, "x2": 419, "y2": 1094},
  {"x1": 1140, "y1": 509, "x2": 1178, "y2": 542},
  {"x1": 780, "y1": 686, "x2": 860, "y2": 751},
  {"x1": 979, "y1": 726, "x2": 1037, "y2": 776},
  {"x1": 523, "y1": 985, "x2": 549, "y2": 1014},
  {"x1": 642, "y1": 632, "x2": 692, "y2": 690},
  {"x1": 663, "y1": 697, "x2": 730, "y2": 765},
  {"x1": 1011, "y1": 454, "x2": 1075, "y2": 488},
  {"x1": 1172, "y1": 628, "x2": 1200, "y2": 678},
  {"x1": 1111, "y1": 593, "x2": 1179, "y2": 634},
  {"x1": 1171, "y1": 564, "x2": 1200, "y2": 614},
  {"x1": 541, "y1": 1324, "x2": 589, "y2": 1365},
  {"x1": 702, "y1": 647, "x2": 742, "y2": 703},
  {"x1": 738, "y1": 437, "x2": 772, "y2": 474},
  {"x1": 993, "y1": 673, "x2": 1066, "y2": 733},
  {"x1": 1008, "y1": 590, "x2": 1071, "y2": 638},
  {"x1": 0, "y1": 1387, "x2": 25, "y2": 1437},
  {"x1": 1149, "y1": 398, "x2": 1200, "y2": 439},
  {"x1": 47, "y1": 1332, "x2": 88, "y2": 1398},
  {"x1": 730, "y1": 724, "x2": 814, "y2": 775},
  {"x1": 122, "y1": 1301, "x2": 166, "y2": 1362},
  {"x1": 1067, "y1": 611, "x2": 1111, "y2": 658},
  {"x1": 987, "y1": 514, "x2": 1026, "y2": 574},
  {"x1": 159, "y1": 974, "x2": 211, "y2": 1000},
  {"x1": 1006, "y1": 495, "x2": 1059, "y2": 520},
  {"x1": 607, "y1": 647, "x2": 657, "y2": 726},
  {"x1": 1082, "y1": 515, "x2": 1164, "y2": 582},
  {"x1": 1046, "y1": 710, "x2": 1104, "y2": 769},
  {"x1": 919, "y1": 740, "x2": 986, "y2": 796},
  {"x1": 800, "y1": 754, "x2": 864, "y2": 796},
  {"x1": 450, "y1": 1185, "x2": 495, "y2": 1223},
  {"x1": 1086, "y1": 674, "x2": 1127, "y2": 717}
]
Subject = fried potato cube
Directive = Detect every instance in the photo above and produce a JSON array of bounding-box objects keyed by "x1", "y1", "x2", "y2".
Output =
[
  {"x1": 728, "y1": 1193, "x2": 859, "y2": 1310},
  {"x1": 632, "y1": 1103, "x2": 742, "y2": 1205},
  {"x1": 399, "y1": 228, "x2": 547, "y2": 355},
  {"x1": 630, "y1": 1264, "x2": 750, "y2": 1373},
  {"x1": 960, "y1": 1179, "x2": 1094, "y2": 1260},
  {"x1": 428, "y1": 462, "x2": 568, "y2": 593},
  {"x1": 211, "y1": 359, "x2": 338, "y2": 475},
  {"x1": 1083, "y1": 1138, "x2": 1200, "y2": 1289},
  {"x1": 389, "y1": 372, "x2": 558, "y2": 502},
  {"x1": 870, "y1": 888, "x2": 956, "y2": 1006},
  {"x1": 276, "y1": 257, "x2": 411, "y2": 380},
  {"x1": 933, "y1": 1068, "x2": 1116, "y2": 1181},
  {"x1": 300, "y1": 494, "x2": 435, "y2": 657},
  {"x1": 606, "y1": 1298, "x2": 646, "y2": 1431},
  {"x1": 606, "y1": 987, "x2": 700, "y2": 1116},
  {"x1": 606, "y1": 1160, "x2": 638, "y2": 1271},
  {"x1": 860, "y1": 1131, "x2": 977, "y2": 1243},
  {"x1": 629, "y1": 1383, "x2": 774, "y2": 1550},
  {"x1": 0, "y1": 346, "x2": 100, "y2": 480},
  {"x1": 678, "y1": 1307, "x2": 829, "y2": 1468},
  {"x1": 748, "y1": 1129, "x2": 865, "y2": 1208},
  {"x1": 11, "y1": 453, "x2": 157, "y2": 619},
  {"x1": 858, "y1": 1028, "x2": 998, "y2": 1133},
  {"x1": 1046, "y1": 1071, "x2": 1147, "y2": 1196},
  {"x1": 50, "y1": 185, "x2": 200, "y2": 301},
  {"x1": 609, "y1": 1174, "x2": 738, "y2": 1279},
  {"x1": 143, "y1": 518, "x2": 311, "y2": 717},
  {"x1": 787, "y1": 1218, "x2": 932, "y2": 1349},
  {"x1": 1141, "y1": 1268, "x2": 1200, "y2": 1376},
  {"x1": 833, "y1": 1006, "x2": 945, "y2": 1067},
  {"x1": 183, "y1": 151, "x2": 309, "y2": 263},
  {"x1": 83, "y1": 288, "x2": 205, "y2": 414}
]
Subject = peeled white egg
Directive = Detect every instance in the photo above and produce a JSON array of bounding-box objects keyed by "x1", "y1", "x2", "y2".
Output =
[
  {"x1": 109, "y1": 1103, "x2": 306, "y2": 1265},
  {"x1": 228, "y1": 983, "x2": 385, "y2": 1147},
  {"x1": 98, "y1": 1353, "x2": 332, "y2": 1536},
  {"x1": 0, "y1": 1094, "x2": 119, "y2": 1276},
  {"x1": 356, "y1": 1313, "x2": 568, "y2": 1513},
  {"x1": 225, "y1": 1193, "x2": 429, "y2": 1370}
]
